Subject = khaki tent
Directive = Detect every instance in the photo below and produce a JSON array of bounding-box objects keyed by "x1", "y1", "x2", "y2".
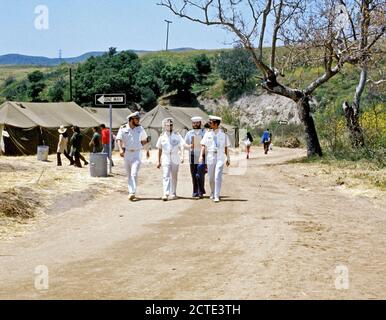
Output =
[
  {"x1": 140, "y1": 105, "x2": 239, "y2": 148},
  {"x1": 84, "y1": 107, "x2": 133, "y2": 129},
  {"x1": 0, "y1": 101, "x2": 100, "y2": 155}
]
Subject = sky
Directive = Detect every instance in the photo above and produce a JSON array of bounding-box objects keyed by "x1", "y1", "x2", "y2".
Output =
[{"x1": 0, "y1": 0, "x2": 237, "y2": 57}]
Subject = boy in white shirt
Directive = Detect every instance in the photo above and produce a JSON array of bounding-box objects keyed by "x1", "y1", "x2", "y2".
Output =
[
  {"x1": 199, "y1": 116, "x2": 231, "y2": 203},
  {"x1": 156, "y1": 118, "x2": 185, "y2": 201}
]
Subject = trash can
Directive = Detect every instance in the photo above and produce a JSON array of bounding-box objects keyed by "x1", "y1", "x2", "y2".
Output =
[
  {"x1": 89, "y1": 153, "x2": 108, "y2": 177},
  {"x1": 37, "y1": 145, "x2": 49, "y2": 161}
]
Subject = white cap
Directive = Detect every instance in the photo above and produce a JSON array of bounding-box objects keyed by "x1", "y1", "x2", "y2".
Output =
[
  {"x1": 58, "y1": 125, "x2": 67, "y2": 134},
  {"x1": 191, "y1": 116, "x2": 203, "y2": 122},
  {"x1": 162, "y1": 117, "x2": 174, "y2": 126},
  {"x1": 127, "y1": 111, "x2": 140, "y2": 120},
  {"x1": 209, "y1": 115, "x2": 222, "y2": 121}
]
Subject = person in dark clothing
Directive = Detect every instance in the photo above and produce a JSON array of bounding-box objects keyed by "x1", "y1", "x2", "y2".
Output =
[
  {"x1": 89, "y1": 126, "x2": 102, "y2": 153},
  {"x1": 184, "y1": 116, "x2": 206, "y2": 198},
  {"x1": 70, "y1": 126, "x2": 88, "y2": 167}
]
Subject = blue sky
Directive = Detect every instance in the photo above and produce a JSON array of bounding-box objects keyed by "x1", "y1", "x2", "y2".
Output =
[{"x1": 0, "y1": 0, "x2": 237, "y2": 57}]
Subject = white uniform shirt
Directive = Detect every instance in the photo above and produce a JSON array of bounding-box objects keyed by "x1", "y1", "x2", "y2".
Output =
[
  {"x1": 201, "y1": 129, "x2": 231, "y2": 163},
  {"x1": 156, "y1": 131, "x2": 185, "y2": 165},
  {"x1": 184, "y1": 128, "x2": 205, "y2": 164},
  {"x1": 116, "y1": 125, "x2": 147, "y2": 152}
]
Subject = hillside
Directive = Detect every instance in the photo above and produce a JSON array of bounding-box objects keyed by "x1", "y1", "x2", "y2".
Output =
[{"x1": 0, "y1": 48, "x2": 198, "y2": 66}]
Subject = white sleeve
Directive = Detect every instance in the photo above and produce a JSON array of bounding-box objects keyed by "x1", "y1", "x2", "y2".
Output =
[
  {"x1": 184, "y1": 132, "x2": 191, "y2": 144},
  {"x1": 140, "y1": 127, "x2": 148, "y2": 141},
  {"x1": 116, "y1": 127, "x2": 123, "y2": 141},
  {"x1": 201, "y1": 132, "x2": 208, "y2": 146},
  {"x1": 156, "y1": 136, "x2": 162, "y2": 149}
]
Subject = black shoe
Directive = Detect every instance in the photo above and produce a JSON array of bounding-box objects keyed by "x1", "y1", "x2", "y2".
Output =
[{"x1": 84, "y1": 161, "x2": 89, "y2": 166}]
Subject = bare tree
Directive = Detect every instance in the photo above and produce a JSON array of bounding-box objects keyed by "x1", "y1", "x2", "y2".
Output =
[
  {"x1": 158, "y1": 0, "x2": 385, "y2": 157},
  {"x1": 338, "y1": 0, "x2": 385, "y2": 147}
]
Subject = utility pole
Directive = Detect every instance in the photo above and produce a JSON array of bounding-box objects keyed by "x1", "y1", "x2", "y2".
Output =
[
  {"x1": 164, "y1": 20, "x2": 172, "y2": 51},
  {"x1": 69, "y1": 67, "x2": 73, "y2": 101}
]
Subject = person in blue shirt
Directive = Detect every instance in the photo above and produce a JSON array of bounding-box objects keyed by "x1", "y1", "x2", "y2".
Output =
[{"x1": 261, "y1": 129, "x2": 271, "y2": 155}]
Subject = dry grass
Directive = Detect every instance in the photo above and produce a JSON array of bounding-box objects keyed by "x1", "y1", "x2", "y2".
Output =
[{"x1": 0, "y1": 152, "x2": 127, "y2": 240}]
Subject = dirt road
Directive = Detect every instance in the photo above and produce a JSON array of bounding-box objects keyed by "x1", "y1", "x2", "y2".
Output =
[{"x1": 0, "y1": 147, "x2": 385, "y2": 299}]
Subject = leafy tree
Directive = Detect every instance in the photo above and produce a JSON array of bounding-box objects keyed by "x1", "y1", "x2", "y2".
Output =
[
  {"x1": 28, "y1": 82, "x2": 46, "y2": 102},
  {"x1": 27, "y1": 70, "x2": 44, "y2": 83},
  {"x1": 136, "y1": 58, "x2": 166, "y2": 97},
  {"x1": 215, "y1": 48, "x2": 256, "y2": 91},
  {"x1": 74, "y1": 50, "x2": 141, "y2": 105},
  {"x1": 161, "y1": 62, "x2": 198, "y2": 94},
  {"x1": 192, "y1": 54, "x2": 211, "y2": 83},
  {"x1": 26, "y1": 70, "x2": 46, "y2": 101},
  {"x1": 48, "y1": 79, "x2": 66, "y2": 102}
]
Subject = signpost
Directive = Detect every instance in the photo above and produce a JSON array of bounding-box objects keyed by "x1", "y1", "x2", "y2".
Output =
[
  {"x1": 95, "y1": 93, "x2": 126, "y2": 174},
  {"x1": 278, "y1": 120, "x2": 288, "y2": 138}
]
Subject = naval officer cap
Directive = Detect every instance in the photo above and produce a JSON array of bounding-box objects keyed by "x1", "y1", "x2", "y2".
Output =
[
  {"x1": 191, "y1": 116, "x2": 203, "y2": 122},
  {"x1": 127, "y1": 111, "x2": 141, "y2": 120},
  {"x1": 162, "y1": 117, "x2": 174, "y2": 126},
  {"x1": 209, "y1": 115, "x2": 222, "y2": 121}
]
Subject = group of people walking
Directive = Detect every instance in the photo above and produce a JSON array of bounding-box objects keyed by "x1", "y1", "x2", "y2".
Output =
[
  {"x1": 56, "y1": 112, "x2": 274, "y2": 202},
  {"x1": 56, "y1": 124, "x2": 113, "y2": 167},
  {"x1": 116, "y1": 112, "x2": 231, "y2": 203}
]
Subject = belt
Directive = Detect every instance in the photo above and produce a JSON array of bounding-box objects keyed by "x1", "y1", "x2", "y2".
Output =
[{"x1": 126, "y1": 149, "x2": 141, "y2": 152}]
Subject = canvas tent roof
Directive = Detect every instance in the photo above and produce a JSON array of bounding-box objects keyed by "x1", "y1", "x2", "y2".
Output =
[
  {"x1": 0, "y1": 101, "x2": 99, "y2": 128},
  {"x1": 83, "y1": 107, "x2": 132, "y2": 129},
  {"x1": 140, "y1": 105, "x2": 190, "y2": 131},
  {"x1": 169, "y1": 106, "x2": 236, "y2": 131}
]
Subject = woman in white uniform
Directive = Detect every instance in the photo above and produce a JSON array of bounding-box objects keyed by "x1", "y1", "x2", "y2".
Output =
[{"x1": 156, "y1": 118, "x2": 185, "y2": 201}]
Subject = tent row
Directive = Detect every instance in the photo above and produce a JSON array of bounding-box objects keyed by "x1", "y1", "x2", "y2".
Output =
[
  {"x1": 0, "y1": 101, "x2": 239, "y2": 156},
  {"x1": 0, "y1": 101, "x2": 132, "y2": 155}
]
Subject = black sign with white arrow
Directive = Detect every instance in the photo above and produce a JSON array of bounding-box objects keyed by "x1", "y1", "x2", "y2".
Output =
[{"x1": 95, "y1": 93, "x2": 126, "y2": 106}]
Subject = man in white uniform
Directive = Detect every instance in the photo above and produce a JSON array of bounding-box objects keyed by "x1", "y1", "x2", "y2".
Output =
[
  {"x1": 199, "y1": 116, "x2": 231, "y2": 203},
  {"x1": 116, "y1": 112, "x2": 148, "y2": 201},
  {"x1": 184, "y1": 116, "x2": 206, "y2": 198},
  {"x1": 156, "y1": 118, "x2": 185, "y2": 201}
]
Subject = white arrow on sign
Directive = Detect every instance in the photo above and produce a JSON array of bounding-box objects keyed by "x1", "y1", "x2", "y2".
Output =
[{"x1": 97, "y1": 95, "x2": 106, "y2": 104}]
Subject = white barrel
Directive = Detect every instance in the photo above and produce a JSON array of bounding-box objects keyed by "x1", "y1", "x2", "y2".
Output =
[
  {"x1": 37, "y1": 145, "x2": 49, "y2": 161},
  {"x1": 89, "y1": 153, "x2": 108, "y2": 177}
]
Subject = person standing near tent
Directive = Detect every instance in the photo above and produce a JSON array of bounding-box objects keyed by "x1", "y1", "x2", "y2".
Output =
[
  {"x1": 69, "y1": 125, "x2": 88, "y2": 167},
  {"x1": 57, "y1": 125, "x2": 74, "y2": 166},
  {"x1": 156, "y1": 118, "x2": 185, "y2": 201},
  {"x1": 89, "y1": 126, "x2": 102, "y2": 153},
  {"x1": 100, "y1": 124, "x2": 114, "y2": 166},
  {"x1": 199, "y1": 115, "x2": 231, "y2": 203},
  {"x1": 261, "y1": 129, "x2": 271, "y2": 155},
  {"x1": 116, "y1": 112, "x2": 148, "y2": 201},
  {"x1": 184, "y1": 116, "x2": 206, "y2": 199}
]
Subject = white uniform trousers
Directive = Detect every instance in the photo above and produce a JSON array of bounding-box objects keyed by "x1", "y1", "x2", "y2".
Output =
[
  {"x1": 207, "y1": 156, "x2": 224, "y2": 199},
  {"x1": 162, "y1": 163, "x2": 179, "y2": 196},
  {"x1": 124, "y1": 151, "x2": 141, "y2": 194}
]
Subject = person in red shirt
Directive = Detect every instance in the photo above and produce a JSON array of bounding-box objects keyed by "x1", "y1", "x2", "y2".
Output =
[{"x1": 100, "y1": 124, "x2": 114, "y2": 166}]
